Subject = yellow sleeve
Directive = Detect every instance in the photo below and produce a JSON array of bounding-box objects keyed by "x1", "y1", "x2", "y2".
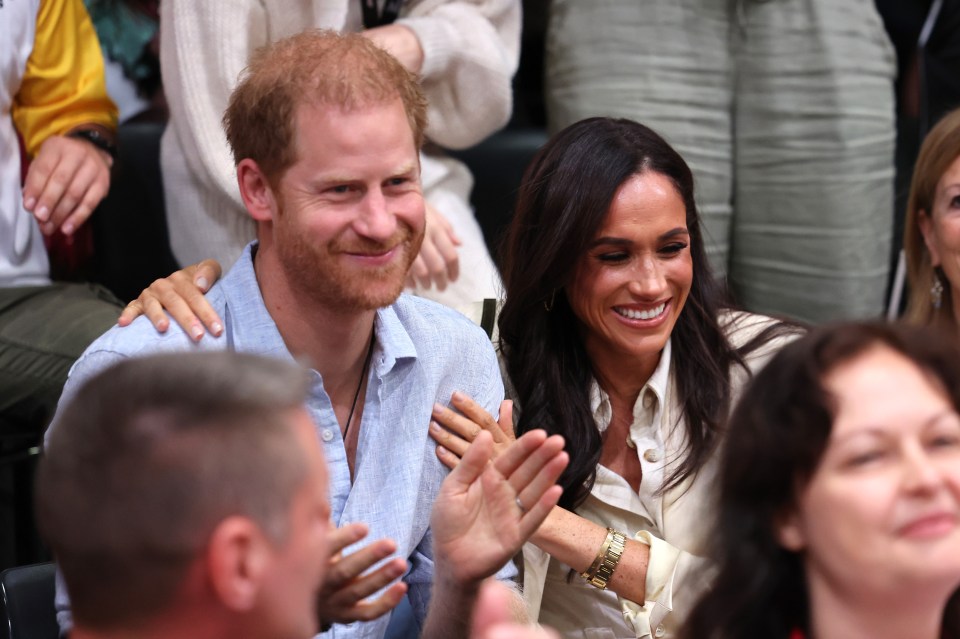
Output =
[{"x1": 11, "y1": 0, "x2": 118, "y2": 157}]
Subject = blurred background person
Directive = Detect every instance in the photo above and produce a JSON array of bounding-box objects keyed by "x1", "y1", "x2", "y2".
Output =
[
  {"x1": 84, "y1": 0, "x2": 165, "y2": 123},
  {"x1": 1, "y1": 0, "x2": 120, "y2": 460},
  {"x1": 904, "y1": 106, "x2": 960, "y2": 333},
  {"x1": 683, "y1": 321, "x2": 960, "y2": 639},
  {"x1": 545, "y1": 0, "x2": 896, "y2": 323}
]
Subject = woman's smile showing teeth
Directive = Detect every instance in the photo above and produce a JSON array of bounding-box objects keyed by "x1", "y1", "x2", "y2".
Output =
[{"x1": 614, "y1": 302, "x2": 667, "y2": 321}]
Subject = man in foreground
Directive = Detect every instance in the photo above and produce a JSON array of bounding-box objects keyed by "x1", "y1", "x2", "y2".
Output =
[{"x1": 38, "y1": 352, "x2": 563, "y2": 639}]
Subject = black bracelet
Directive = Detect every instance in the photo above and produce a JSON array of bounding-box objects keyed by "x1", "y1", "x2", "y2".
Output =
[{"x1": 66, "y1": 128, "x2": 118, "y2": 161}]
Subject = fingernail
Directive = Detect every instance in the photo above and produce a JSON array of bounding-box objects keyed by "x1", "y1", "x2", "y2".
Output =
[
  {"x1": 191, "y1": 325, "x2": 204, "y2": 341},
  {"x1": 36, "y1": 206, "x2": 49, "y2": 221},
  {"x1": 196, "y1": 277, "x2": 209, "y2": 290},
  {"x1": 24, "y1": 197, "x2": 35, "y2": 210},
  {"x1": 429, "y1": 421, "x2": 439, "y2": 431},
  {"x1": 432, "y1": 403, "x2": 444, "y2": 414},
  {"x1": 211, "y1": 321, "x2": 223, "y2": 336},
  {"x1": 451, "y1": 391, "x2": 463, "y2": 401},
  {"x1": 62, "y1": 222, "x2": 74, "y2": 235}
]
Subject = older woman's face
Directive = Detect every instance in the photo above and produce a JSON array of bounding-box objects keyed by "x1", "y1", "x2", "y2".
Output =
[
  {"x1": 920, "y1": 154, "x2": 960, "y2": 302},
  {"x1": 777, "y1": 346, "x2": 960, "y2": 597},
  {"x1": 565, "y1": 171, "x2": 693, "y2": 377}
]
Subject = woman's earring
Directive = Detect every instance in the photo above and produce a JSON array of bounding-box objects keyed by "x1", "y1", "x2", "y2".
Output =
[
  {"x1": 544, "y1": 290, "x2": 556, "y2": 312},
  {"x1": 931, "y1": 274, "x2": 944, "y2": 310}
]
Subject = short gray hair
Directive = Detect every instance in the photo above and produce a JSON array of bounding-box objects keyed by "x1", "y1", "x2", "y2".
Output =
[{"x1": 37, "y1": 352, "x2": 313, "y2": 629}]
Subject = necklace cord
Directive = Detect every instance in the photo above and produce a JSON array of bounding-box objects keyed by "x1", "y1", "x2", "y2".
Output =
[{"x1": 343, "y1": 332, "x2": 375, "y2": 440}]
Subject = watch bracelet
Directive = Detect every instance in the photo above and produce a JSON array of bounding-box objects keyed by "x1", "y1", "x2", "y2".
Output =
[{"x1": 580, "y1": 527, "x2": 626, "y2": 590}]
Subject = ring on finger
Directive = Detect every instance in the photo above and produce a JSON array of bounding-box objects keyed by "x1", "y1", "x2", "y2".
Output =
[{"x1": 515, "y1": 496, "x2": 526, "y2": 513}]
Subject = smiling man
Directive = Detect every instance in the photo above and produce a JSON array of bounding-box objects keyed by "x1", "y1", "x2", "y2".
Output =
[{"x1": 47, "y1": 29, "x2": 560, "y2": 639}]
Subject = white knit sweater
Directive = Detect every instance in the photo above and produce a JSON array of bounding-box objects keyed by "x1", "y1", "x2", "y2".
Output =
[{"x1": 160, "y1": 0, "x2": 520, "y2": 293}]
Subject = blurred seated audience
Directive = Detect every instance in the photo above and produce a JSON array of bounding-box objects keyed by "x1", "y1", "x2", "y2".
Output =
[
  {"x1": 682, "y1": 321, "x2": 960, "y2": 639},
  {"x1": 905, "y1": 107, "x2": 960, "y2": 333},
  {"x1": 38, "y1": 351, "x2": 562, "y2": 639},
  {"x1": 84, "y1": 0, "x2": 166, "y2": 123},
  {"x1": 1, "y1": 0, "x2": 122, "y2": 435}
]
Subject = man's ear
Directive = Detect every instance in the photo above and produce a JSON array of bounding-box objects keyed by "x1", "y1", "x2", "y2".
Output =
[
  {"x1": 206, "y1": 516, "x2": 272, "y2": 612},
  {"x1": 774, "y1": 510, "x2": 807, "y2": 552},
  {"x1": 918, "y1": 210, "x2": 942, "y2": 267},
  {"x1": 237, "y1": 159, "x2": 278, "y2": 223}
]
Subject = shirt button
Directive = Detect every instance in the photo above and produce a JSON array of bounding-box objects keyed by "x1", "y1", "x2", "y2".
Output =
[
  {"x1": 643, "y1": 448, "x2": 661, "y2": 463},
  {"x1": 321, "y1": 429, "x2": 335, "y2": 442},
  {"x1": 655, "y1": 625, "x2": 666, "y2": 637}
]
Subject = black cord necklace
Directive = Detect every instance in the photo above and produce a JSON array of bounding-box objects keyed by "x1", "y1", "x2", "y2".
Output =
[{"x1": 343, "y1": 332, "x2": 375, "y2": 440}]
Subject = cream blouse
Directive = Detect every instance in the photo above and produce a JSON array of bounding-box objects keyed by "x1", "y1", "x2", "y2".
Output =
[{"x1": 521, "y1": 311, "x2": 794, "y2": 639}]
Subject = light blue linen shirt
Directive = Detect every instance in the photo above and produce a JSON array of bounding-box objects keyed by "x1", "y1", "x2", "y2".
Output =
[{"x1": 50, "y1": 243, "x2": 510, "y2": 638}]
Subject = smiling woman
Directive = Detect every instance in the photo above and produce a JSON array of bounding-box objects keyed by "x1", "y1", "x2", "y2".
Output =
[
  {"x1": 682, "y1": 322, "x2": 960, "y2": 639},
  {"x1": 430, "y1": 118, "x2": 801, "y2": 638}
]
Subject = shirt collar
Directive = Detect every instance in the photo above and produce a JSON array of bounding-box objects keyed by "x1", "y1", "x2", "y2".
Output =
[
  {"x1": 590, "y1": 338, "x2": 672, "y2": 434},
  {"x1": 219, "y1": 242, "x2": 296, "y2": 362},
  {"x1": 372, "y1": 297, "x2": 418, "y2": 375}
]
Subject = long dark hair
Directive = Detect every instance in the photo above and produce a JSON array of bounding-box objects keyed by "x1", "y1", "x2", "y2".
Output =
[
  {"x1": 682, "y1": 322, "x2": 960, "y2": 639},
  {"x1": 498, "y1": 117, "x2": 751, "y2": 509}
]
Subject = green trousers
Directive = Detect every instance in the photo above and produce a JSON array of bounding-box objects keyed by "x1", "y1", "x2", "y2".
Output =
[{"x1": 0, "y1": 283, "x2": 122, "y2": 436}]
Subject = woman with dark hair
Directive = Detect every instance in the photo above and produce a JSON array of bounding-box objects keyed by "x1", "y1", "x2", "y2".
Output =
[
  {"x1": 428, "y1": 117, "x2": 798, "y2": 637},
  {"x1": 682, "y1": 322, "x2": 960, "y2": 639}
]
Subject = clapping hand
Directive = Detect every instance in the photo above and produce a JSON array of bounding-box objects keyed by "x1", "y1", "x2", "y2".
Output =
[
  {"x1": 316, "y1": 523, "x2": 408, "y2": 628},
  {"x1": 430, "y1": 429, "x2": 568, "y2": 585}
]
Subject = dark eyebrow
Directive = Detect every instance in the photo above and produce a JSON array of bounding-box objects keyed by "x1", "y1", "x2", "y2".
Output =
[
  {"x1": 588, "y1": 227, "x2": 689, "y2": 249},
  {"x1": 589, "y1": 237, "x2": 632, "y2": 249},
  {"x1": 662, "y1": 227, "x2": 690, "y2": 240}
]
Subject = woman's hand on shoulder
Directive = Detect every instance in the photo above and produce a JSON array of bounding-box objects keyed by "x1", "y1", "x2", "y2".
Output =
[
  {"x1": 430, "y1": 393, "x2": 516, "y2": 469},
  {"x1": 118, "y1": 259, "x2": 224, "y2": 340}
]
